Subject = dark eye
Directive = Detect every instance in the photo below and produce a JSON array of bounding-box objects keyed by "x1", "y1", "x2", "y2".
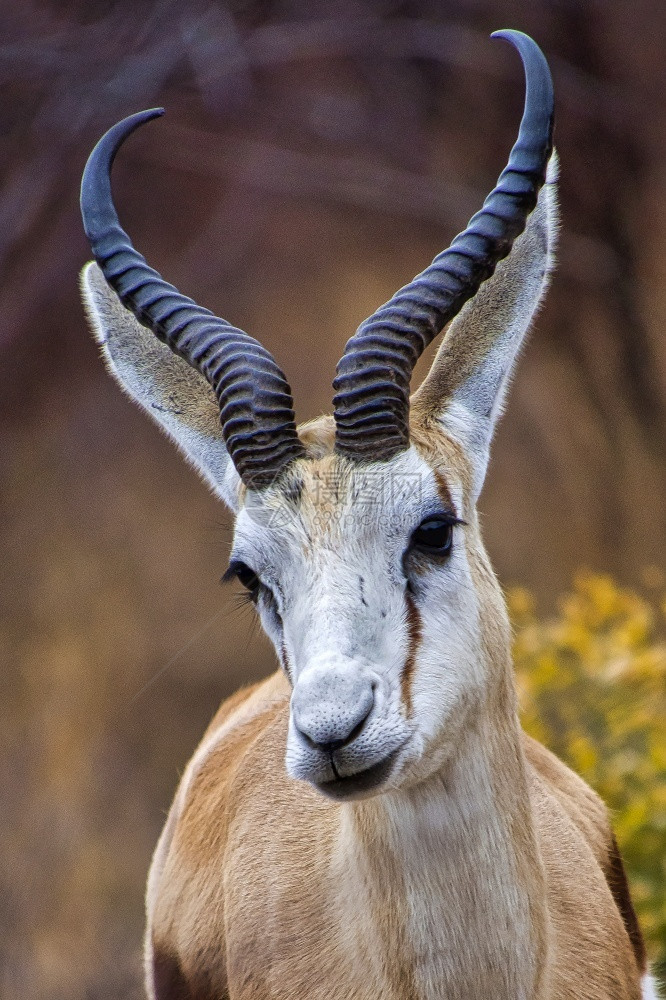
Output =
[
  {"x1": 411, "y1": 517, "x2": 454, "y2": 555},
  {"x1": 235, "y1": 562, "x2": 259, "y2": 591},
  {"x1": 223, "y1": 560, "x2": 260, "y2": 600}
]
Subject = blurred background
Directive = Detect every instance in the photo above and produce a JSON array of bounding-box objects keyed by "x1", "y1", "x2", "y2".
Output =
[{"x1": 1, "y1": 0, "x2": 664, "y2": 996}]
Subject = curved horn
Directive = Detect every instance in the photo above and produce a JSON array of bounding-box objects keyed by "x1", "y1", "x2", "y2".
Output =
[
  {"x1": 332, "y1": 30, "x2": 554, "y2": 462},
  {"x1": 80, "y1": 109, "x2": 306, "y2": 489}
]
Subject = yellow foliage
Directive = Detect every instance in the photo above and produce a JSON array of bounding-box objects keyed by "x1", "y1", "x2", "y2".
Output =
[{"x1": 509, "y1": 572, "x2": 666, "y2": 972}]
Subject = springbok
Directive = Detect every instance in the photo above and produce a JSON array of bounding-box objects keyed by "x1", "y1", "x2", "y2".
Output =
[{"x1": 80, "y1": 29, "x2": 656, "y2": 1000}]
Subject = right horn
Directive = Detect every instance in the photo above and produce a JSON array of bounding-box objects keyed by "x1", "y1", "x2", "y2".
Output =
[
  {"x1": 332, "y1": 30, "x2": 554, "y2": 463},
  {"x1": 80, "y1": 109, "x2": 306, "y2": 489}
]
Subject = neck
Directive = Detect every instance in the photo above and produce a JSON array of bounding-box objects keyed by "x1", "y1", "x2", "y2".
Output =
[{"x1": 337, "y1": 706, "x2": 549, "y2": 1000}]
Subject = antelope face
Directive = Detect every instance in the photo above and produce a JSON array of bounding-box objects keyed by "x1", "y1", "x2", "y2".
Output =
[
  {"x1": 81, "y1": 32, "x2": 555, "y2": 801},
  {"x1": 227, "y1": 439, "x2": 495, "y2": 799}
]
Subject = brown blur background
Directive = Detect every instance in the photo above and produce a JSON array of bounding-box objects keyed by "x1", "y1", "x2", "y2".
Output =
[{"x1": 1, "y1": 1, "x2": 665, "y2": 996}]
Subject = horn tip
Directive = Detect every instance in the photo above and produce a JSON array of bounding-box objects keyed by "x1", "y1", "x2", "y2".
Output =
[
  {"x1": 80, "y1": 107, "x2": 166, "y2": 239},
  {"x1": 489, "y1": 28, "x2": 553, "y2": 121},
  {"x1": 490, "y1": 28, "x2": 531, "y2": 44},
  {"x1": 489, "y1": 29, "x2": 550, "y2": 73},
  {"x1": 138, "y1": 107, "x2": 166, "y2": 122}
]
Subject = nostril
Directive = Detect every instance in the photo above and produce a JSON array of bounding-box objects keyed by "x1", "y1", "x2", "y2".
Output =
[
  {"x1": 293, "y1": 691, "x2": 374, "y2": 754},
  {"x1": 305, "y1": 712, "x2": 371, "y2": 755}
]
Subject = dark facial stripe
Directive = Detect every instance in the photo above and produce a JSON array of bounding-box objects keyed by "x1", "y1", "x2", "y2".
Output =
[
  {"x1": 281, "y1": 642, "x2": 294, "y2": 685},
  {"x1": 433, "y1": 469, "x2": 454, "y2": 513},
  {"x1": 401, "y1": 592, "x2": 422, "y2": 717}
]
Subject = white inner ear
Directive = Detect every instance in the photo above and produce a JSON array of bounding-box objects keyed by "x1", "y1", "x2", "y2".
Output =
[
  {"x1": 437, "y1": 156, "x2": 559, "y2": 499},
  {"x1": 80, "y1": 262, "x2": 241, "y2": 510}
]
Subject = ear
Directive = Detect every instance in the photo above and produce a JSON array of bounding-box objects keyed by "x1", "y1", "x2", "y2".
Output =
[
  {"x1": 80, "y1": 262, "x2": 240, "y2": 510},
  {"x1": 411, "y1": 154, "x2": 559, "y2": 500}
]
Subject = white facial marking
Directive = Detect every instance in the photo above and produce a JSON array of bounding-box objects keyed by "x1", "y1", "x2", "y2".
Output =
[{"x1": 227, "y1": 445, "x2": 488, "y2": 800}]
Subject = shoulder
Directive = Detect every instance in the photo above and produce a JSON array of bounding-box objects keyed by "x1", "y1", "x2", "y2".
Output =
[
  {"x1": 147, "y1": 670, "x2": 290, "y2": 910},
  {"x1": 145, "y1": 671, "x2": 293, "y2": 995},
  {"x1": 171, "y1": 670, "x2": 291, "y2": 848},
  {"x1": 523, "y1": 732, "x2": 646, "y2": 976},
  {"x1": 523, "y1": 731, "x2": 610, "y2": 854}
]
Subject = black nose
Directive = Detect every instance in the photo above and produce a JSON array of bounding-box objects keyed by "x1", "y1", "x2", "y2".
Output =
[
  {"x1": 301, "y1": 710, "x2": 372, "y2": 755},
  {"x1": 292, "y1": 690, "x2": 374, "y2": 755}
]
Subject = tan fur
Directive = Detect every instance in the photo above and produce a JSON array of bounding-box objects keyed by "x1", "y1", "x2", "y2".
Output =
[
  {"x1": 80, "y1": 150, "x2": 648, "y2": 1000},
  {"x1": 297, "y1": 415, "x2": 336, "y2": 458},
  {"x1": 142, "y1": 440, "x2": 645, "y2": 1000},
  {"x1": 145, "y1": 669, "x2": 643, "y2": 1000}
]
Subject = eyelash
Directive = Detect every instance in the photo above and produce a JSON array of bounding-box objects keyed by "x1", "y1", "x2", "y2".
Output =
[{"x1": 222, "y1": 561, "x2": 285, "y2": 630}]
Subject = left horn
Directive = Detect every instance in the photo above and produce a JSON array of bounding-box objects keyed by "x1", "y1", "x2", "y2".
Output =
[
  {"x1": 80, "y1": 109, "x2": 306, "y2": 489},
  {"x1": 332, "y1": 30, "x2": 554, "y2": 462}
]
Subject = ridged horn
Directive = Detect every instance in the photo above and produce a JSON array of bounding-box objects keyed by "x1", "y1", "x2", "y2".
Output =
[
  {"x1": 332, "y1": 30, "x2": 554, "y2": 462},
  {"x1": 80, "y1": 109, "x2": 306, "y2": 489}
]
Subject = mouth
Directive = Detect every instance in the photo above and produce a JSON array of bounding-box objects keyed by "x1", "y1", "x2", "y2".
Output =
[{"x1": 315, "y1": 748, "x2": 401, "y2": 801}]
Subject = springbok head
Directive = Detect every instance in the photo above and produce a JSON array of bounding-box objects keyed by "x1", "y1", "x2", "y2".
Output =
[{"x1": 81, "y1": 30, "x2": 556, "y2": 800}]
